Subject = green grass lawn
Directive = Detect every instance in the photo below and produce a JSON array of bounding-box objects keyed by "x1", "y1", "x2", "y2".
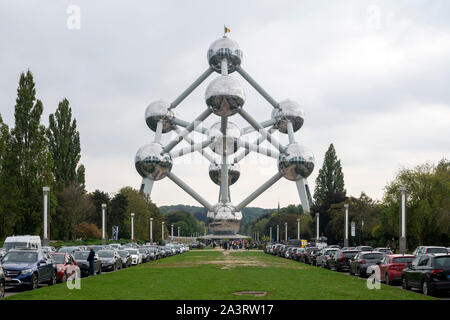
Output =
[{"x1": 6, "y1": 250, "x2": 435, "y2": 300}]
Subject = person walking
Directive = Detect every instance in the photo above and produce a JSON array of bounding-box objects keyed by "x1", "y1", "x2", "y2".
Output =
[{"x1": 87, "y1": 247, "x2": 96, "y2": 276}]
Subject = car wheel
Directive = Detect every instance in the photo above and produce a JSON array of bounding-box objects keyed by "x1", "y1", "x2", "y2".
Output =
[
  {"x1": 402, "y1": 277, "x2": 410, "y2": 290},
  {"x1": 0, "y1": 280, "x2": 5, "y2": 298},
  {"x1": 30, "y1": 273, "x2": 38, "y2": 290},
  {"x1": 385, "y1": 273, "x2": 391, "y2": 286},
  {"x1": 48, "y1": 271, "x2": 56, "y2": 286},
  {"x1": 349, "y1": 268, "x2": 354, "y2": 275},
  {"x1": 358, "y1": 268, "x2": 364, "y2": 278},
  {"x1": 422, "y1": 280, "x2": 433, "y2": 296},
  {"x1": 97, "y1": 266, "x2": 102, "y2": 275}
]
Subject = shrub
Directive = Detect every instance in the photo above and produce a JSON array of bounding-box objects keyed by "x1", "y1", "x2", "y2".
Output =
[{"x1": 75, "y1": 222, "x2": 101, "y2": 239}]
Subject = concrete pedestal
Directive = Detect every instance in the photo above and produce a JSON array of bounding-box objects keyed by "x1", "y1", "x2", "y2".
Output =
[
  {"x1": 43, "y1": 238, "x2": 49, "y2": 246},
  {"x1": 400, "y1": 236, "x2": 406, "y2": 254},
  {"x1": 102, "y1": 238, "x2": 106, "y2": 245},
  {"x1": 344, "y1": 239, "x2": 349, "y2": 247}
]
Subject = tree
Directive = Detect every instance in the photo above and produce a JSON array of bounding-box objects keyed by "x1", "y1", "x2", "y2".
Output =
[
  {"x1": 109, "y1": 193, "x2": 128, "y2": 239},
  {"x1": 75, "y1": 222, "x2": 101, "y2": 240},
  {"x1": 87, "y1": 190, "x2": 111, "y2": 229},
  {"x1": 7, "y1": 70, "x2": 55, "y2": 235},
  {"x1": 47, "y1": 98, "x2": 84, "y2": 189}
]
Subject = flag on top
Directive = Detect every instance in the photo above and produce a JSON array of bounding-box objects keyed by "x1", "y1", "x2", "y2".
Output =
[{"x1": 224, "y1": 25, "x2": 230, "y2": 36}]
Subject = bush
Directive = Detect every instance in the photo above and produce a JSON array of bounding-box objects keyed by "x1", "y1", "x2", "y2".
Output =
[{"x1": 75, "y1": 222, "x2": 101, "y2": 239}]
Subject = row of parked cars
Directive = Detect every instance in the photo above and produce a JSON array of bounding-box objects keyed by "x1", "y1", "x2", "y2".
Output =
[
  {"x1": 0, "y1": 241, "x2": 189, "y2": 298},
  {"x1": 265, "y1": 243, "x2": 450, "y2": 297}
]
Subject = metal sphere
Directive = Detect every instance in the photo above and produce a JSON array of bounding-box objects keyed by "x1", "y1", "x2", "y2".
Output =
[
  {"x1": 271, "y1": 99, "x2": 305, "y2": 133},
  {"x1": 206, "y1": 203, "x2": 242, "y2": 234},
  {"x1": 207, "y1": 37, "x2": 243, "y2": 73},
  {"x1": 205, "y1": 76, "x2": 245, "y2": 117},
  {"x1": 145, "y1": 100, "x2": 176, "y2": 133},
  {"x1": 208, "y1": 163, "x2": 240, "y2": 186},
  {"x1": 278, "y1": 143, "x2": 315, "y2": 181},
  {"x1": 135, "y1": 143, "x2": 172, "y2": 181},
  {"x1": 206, "y1": 121, "x2": 241, "y2": 155}
]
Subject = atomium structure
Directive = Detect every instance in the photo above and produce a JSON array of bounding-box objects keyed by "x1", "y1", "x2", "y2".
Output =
[{"x1": 135, "y1": 33, "x2": 314, "y2": 237}]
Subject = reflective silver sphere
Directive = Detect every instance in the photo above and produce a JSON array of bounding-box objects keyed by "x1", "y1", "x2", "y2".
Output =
[
  {"x1": 145, "y1": 100, "x2": 176, "y2": 133},
  {"x1": 209, "y1": 163, "x2": 240, "y2": 186},
  {"x1": 207, "y1": 37, "x2": 243, "y2": 73},
  {"x1": 135, "y1": 143, "x2": 172, "y2": 181},
  {"x1": 207, "y1": 203, "x2": 242, "y2": 234},
  {"x1": 205, "y1": 76, "x2": 245, "y2": 117},
  {"x1": 206, "y1": 121, "x2": 241, "y2": 155},
  {"x1": 278, "y1": 143, "x2": 315, "y2": 181},
  {"x1": 271, "y1": 99, "x2": 305, "y2": 133}
]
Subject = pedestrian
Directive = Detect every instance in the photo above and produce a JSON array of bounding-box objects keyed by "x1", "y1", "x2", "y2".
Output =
[{"x1": 87, "y1": 246, "x2": 95, "y2": 276}]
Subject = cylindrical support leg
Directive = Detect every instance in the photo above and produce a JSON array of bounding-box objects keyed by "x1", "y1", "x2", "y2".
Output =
[
  {"x1": 102, "y1": 204, "x2": 107, "y2": 245},
  {"x1": 344, "y1": 204, "x2": 349, "y2": 247}
]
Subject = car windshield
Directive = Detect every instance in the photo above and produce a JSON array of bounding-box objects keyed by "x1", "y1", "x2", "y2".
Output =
[
  {"x1": 343, "y1": 251, "x2": 358, "y2": 258},
  {"x1": 393, "y1": 257, "x2": 415, "y2": 264},
  {"x1": 118, "y1": 251, "x2": 128, "y2": 257},
  {"x1": 97, "y1": 251, "x2": 114, "y2": 258},
  {"x1": 52, "y1": 254, "x2": 66, "y2": 264},
  {"x1": 360, "y1": 247, "x2": 372, "y2": 251},
  {"x1": 427, "y1": 247, "x2": 447, "y2": 254},
  {"x1": 377, "y1": 248, "x2": 391, "y2": 253},
  {"x1": 127, "y1": 250, "x2": 138, "y2": 255},
  {"x1": 74, "y1": 252, "x2": 89, "y2": 260},
  {"x1": 362, "y1": 253, "x2": 384, "y2": 259},
  {"x1": 434, "y1": 256, "x2": 450, "y2": 269},
  {"x1": 58, "y1": 247, "x2": 74, "y2": 253},
  {"x1": 3, "y1": 242, "x2": 28, "y2": 250},
  {"x1": 325, "y1": 250, "x2": 338, "y2": 255},
  {"x1": 139, "y1": 250, "x2": 147, "y2": 254},
  {"x1": 2, "y1": 251, "x2": 37, "y2": 263}
]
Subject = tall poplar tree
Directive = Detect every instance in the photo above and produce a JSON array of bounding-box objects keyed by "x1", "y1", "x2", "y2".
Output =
[
  {"x1": 47, "y1": 98, "x2": 84, "y2": 189},
  {"x1": 8, "y1": 70, "x2": 54, "y2": 235}
]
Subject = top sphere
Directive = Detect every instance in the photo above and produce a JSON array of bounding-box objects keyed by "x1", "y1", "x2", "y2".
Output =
[
  {"x1": 271, "y1": 99, "x2": 305, "y2": 133},
  {"x1": 207, "y1": 37, "x2": 243, "y2": 74},
  {"x1": 145, "y1": 100, "x2": 176, "y2": 133}
]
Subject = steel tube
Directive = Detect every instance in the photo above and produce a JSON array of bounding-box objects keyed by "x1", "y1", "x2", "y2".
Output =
[
  {"x1": 236, "y1": 66, "x2": 279, "y2": 109},
  {"x1": 167, "y1": 172, "x2": 214, "y2": 211},
  {"x1": 171, "y1": 67, "x2": 214, "y2": 108}
]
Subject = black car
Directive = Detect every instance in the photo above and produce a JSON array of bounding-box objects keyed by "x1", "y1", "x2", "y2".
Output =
[
  {"x1": 1, "y1": 249, "x2": 56, "y2": 289},
  {"x1": 300, "y1": 247, "x2": 319, "y2": 263},
  {"x1": 401, "y1": 254, "x2": 450, "y2": 296},
  {"x1": 356, "y1": 246, "x2": 373, "y2": 252},
  {"x1": 97, "y1": 250, "x2": 122, "y2": 272},
  {"x1": 349, "y1": 251, "x2": 385, "y2": 277},
  {"x1": 328, "y1": 250, "x2": 359, "y2": 272},
  {"x1": 118, "y1": 250, "x2": 132, "y2": 268},
  {"x1": 73, "y1": 251, "x2": 102, "y2": 276},
  {"x1": 0, "y1": 263, "x2": 5, "y2": 298}
]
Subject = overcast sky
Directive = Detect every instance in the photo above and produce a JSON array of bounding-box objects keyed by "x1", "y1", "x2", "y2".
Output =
[{"x1": 0, "y1": 1, "x2": 449, "y2": 209}]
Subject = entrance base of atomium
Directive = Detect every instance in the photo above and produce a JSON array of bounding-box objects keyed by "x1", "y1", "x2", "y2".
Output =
[{"x1": 199, "y1": 234, "x2": 250, "y2": 240}]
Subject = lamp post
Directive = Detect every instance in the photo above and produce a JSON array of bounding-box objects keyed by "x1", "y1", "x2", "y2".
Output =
[
  {"x1": 276, "y1": 225, "x2": 279, "y2": 243},
  {"x1": 101, "y1": 204, "x2": 107, "y2": 245},
  {"x1": 284, "y1": 222, "x2": 288, "y2": 242},
  {"x1": 316, "y1": 213, "x2": 320, "y2": 241},
  {"x1": 297, "y1": 218, "x2": 300, "y2": 240},
  {"x1": 130, "y1": 213, "x2": 135, "y2": 242},
  {"x1": 150, "y1": 217, "x2": 153, "y2": 244},
  {"x1": 42, "y1": 187, "x2": 50, "y2": 246},
  {"x1": 171, "y1": 224, "x2": 174, "y2": 242},
  {"x1": 178, "y1": 226, "x2": 180, "y2": 238},
  {"x1": 344, "y1": 204, "x2": 349, "y2": 247},
  {"x1": 399, "y1": 186, "x2": 407, "y2": 254},
  {"x1": 162, "y1": 221, "x2": 165, "y2": 243},
  {"x1": 269, "y1": 227, "x2": 272, "y2": 242}
]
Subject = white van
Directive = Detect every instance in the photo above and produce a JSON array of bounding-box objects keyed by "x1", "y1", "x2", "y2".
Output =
[{"x1": 2, "y1": 235, "x2": 42, "y2": 250}]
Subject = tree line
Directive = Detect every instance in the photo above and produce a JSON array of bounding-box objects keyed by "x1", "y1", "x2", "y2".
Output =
[{"x1": 247, "y1": 144, "x2": 449, "y2": 249}]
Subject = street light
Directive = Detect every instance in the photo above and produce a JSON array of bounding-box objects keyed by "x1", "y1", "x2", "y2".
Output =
[
  {"x1": 42, "y1": 187, "x2": 50, "y2": 246},
  {"x1": 269, "y1": 227, "x2": 272, "y2": 242},
  {"x1": 171, "y1": 224, "x2": 174, "y2": 242},
  {"x1": 101, "y1": 204, "x2": 107, "y2": 245},
  {"x1": 284, "y1": 222, "x2": 288, "y2": 242},
  {"x1": 150, "y1": 217, "x2": 153, "y2": 243},
  {"x1": 344, "y1": 204, "x2": 349, "y2": 247},
  {"x1": 276, "y1": 225, "x2": 279, "y2": 243},
  {"x1": 399, "y1": 186, "x2": 407, "y2": 254},
  {"x1": 316, "y1": 213, "x2": 320, "y2": 241},
  {"x1": 162, "y1": 221, "x2": 165, "y2": 243},
  {"x1": 297, "y1": 218, "x2": 300, "y2": 240},
  {"x1": 131, "y1": 213, "x2": 135, "y2": 242}
]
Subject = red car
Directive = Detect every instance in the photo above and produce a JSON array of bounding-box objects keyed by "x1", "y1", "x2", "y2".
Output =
[
  {"x1": 51, "y1": 252, "x2": 80, "y2": 282},
  {"x1": 377, "y1": 254, "x2": 416, "y2": 285}
]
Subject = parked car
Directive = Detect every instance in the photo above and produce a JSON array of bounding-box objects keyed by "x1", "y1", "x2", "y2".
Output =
[
  {"x1": 1, "y1": 249, "x2": 56, "y2": 289},
  {"x1": 57, "y1": 246, "x2": 80, "y2": 254},
  {"x1": 117, "y1": 250, "x2": 132, "y2": 268},
  {"x1": 126, "y1": 249, "x2": 142, "y2": 265},
  {"x1": 91, "y1": 245, "x2": 105, "y2": 253},
  {"x1": 401, "y1": 254, "x2": 450, "y2": 296},
  {"x1": 306, "y1": 248, "x2": 321, "y2": 265},
  {"x1": 73, "y1": 251, "x2": 102, "y2": 276},
  {"x1": 327, "y1": 245, "x2": 341, "y2": 249},
  {"x1": 50, "y1": 252, "x2": 80, "y2": 282},
  {"x1": 41, "y1": 246, "x2": 56, "y2": 253},
  {"x1": 139, "y1": 249, "x2": 151, "y2": 263},
  {"x1": 0, "y1": 249, "x2": 7, "y2": 259},
  {"x1": 376, "y1": 254, "x2": 416, "y2": 285},
  {"x1": 97, "y1": 250, "x2": 122, "y2": 272},
  {"x1": 328, "y1": 250, "x2": 359, "y2": 272},
  {"x1": 349, "y1": 251, "x2": 385, "y2": 277},
  {"x1": 2, "y1": 235, "x2": 41, "y2": 251},
  {"x1": 355, "y1": 246, "x2": 373, "y2": 252},
  {"x1": 295, "y1": 248, "x2": 305, "y2": 261},
  {"x1": 0, "y1": 263, "x2": 5, "y2": 298},
  {"x1": 317, "y1": 248, "x2": 340, "y2": 268},
  {"x1": 373, "y1": 248, "x2": 393, "y2": 255},
  {"x1": 301, "y1": 247, "x2": 319, "y2": 263},
  {"x1": 414, "y1": 246, "x2": 448, "y2": 257}
]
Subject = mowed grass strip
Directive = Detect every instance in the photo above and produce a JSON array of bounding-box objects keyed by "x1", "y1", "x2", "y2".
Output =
[{"x1": 6, "y1": 250, "x2": 434, "y2": 300}]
